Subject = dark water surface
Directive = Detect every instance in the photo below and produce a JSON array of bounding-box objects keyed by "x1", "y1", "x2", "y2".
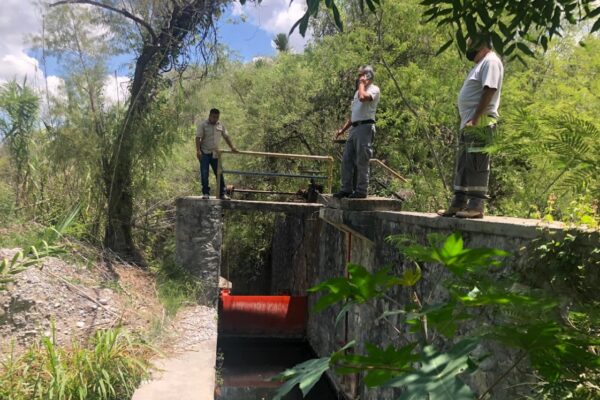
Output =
[{"x1": 216, "y1": 337, "x2": 340, "y2": 400}]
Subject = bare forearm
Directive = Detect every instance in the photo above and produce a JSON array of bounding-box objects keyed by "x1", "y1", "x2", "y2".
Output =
[
  {"x1": 195, "y1": 137, "x2": 202, "y2": 153},
  {"x1": 224, "y1": 137, "x2": 236, "y2": 151},
  {"x1": 336, "y1": 118, "x2": 352, "y2": 137}
]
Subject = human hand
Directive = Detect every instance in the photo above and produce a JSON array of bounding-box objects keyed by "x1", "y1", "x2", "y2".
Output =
[
  {"x1": 465, "y1": 117, "x2": 478, "y2": 127},
  {"x1": 196, "y1": 151, "x2": 201, "y2": 160}
]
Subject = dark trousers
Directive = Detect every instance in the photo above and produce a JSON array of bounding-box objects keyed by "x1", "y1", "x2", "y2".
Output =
[
  {"x1": 341, "y1": 124, "x2": 375, "y2": 195},
  {"x1": 200, "y1": 152, "x2": 225, "y2": 196},
  {"x1": 452, "y1": 124, "x2": 496, "y2": 210}
]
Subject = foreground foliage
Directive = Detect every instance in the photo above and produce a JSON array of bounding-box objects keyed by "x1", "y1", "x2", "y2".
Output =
[
  {"x1": 0, "y1": 328, "x2": 153, "y2": 400},
  {"x1": 273, "y1": 232, "x2": 600, "y2": 399}
]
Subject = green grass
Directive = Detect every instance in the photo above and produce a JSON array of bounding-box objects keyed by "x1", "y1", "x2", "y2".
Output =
[
  {"x1": 153, "y1": 256, "x2": 205, "y2": 317},
  {"x1": 0, "y1": 327, "x2": 153, "y2": 400}
]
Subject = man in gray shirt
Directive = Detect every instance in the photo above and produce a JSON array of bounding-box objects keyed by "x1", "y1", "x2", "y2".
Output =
[
  {"x1": 196, "y1": 108, "x2": 238, "y2": 199},
  {"x1": 439, "y1": 32, "x2": 504, "y2": 218},
  {"x1": 333, "y1": 65, "x2": 381, "y2": 199}
]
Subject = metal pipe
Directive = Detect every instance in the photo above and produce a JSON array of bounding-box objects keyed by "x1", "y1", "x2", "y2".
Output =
[
  {"x1": 232, "y1": 189, "x2": 299, "y2": 195},
  {"x1": 216, "y1": 149, "x2": 335, "y2": 195},
  {"x1": 369, "y1": 158, "x2": 409, "y2": 183},
  {"x1": 327, "y1": 159, "x2": 333, "y2": 194},
  {"x1": 219, "y1": 149, "x2": 334, "y2": 162},
  {"x1": 216, "y1": 153, "x2": 223, "y2": 198},
  {"x1": 221, "y1": 169, "x2": 328, "y2": 180}
]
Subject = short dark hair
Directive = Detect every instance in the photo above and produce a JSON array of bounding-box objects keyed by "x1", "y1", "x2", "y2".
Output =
[
  {"x1": 209, "y1": 108, "x2": 220, "y2": 115},
  {"x1": 470, "y1": 31, "x2": 492, "y2": 49}
]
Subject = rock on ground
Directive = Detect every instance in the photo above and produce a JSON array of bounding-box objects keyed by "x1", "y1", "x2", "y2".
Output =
[{"x1": 0, "y1": 248, "x2": 162, "y2": 357}]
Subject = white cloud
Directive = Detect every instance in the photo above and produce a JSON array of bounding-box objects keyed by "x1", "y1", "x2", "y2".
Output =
[
  {"x1": 233, "y1": 0, "x2": 312, "y2": 52},
  {"x1": 0, "y1": 0, "x2": 129, "y2": 110},
  {"x1": 103, "y1": 75, "x2": 130, "y2": 107},
  {"x1": 0, "y1": 0, "x2": 45, "y2": 85},
  {"x1": 0, "y1": 0, "x2": 65, "y2": 102},
  {"x1": 45, "y1": 76, "x2": 64, "y2": 98}
]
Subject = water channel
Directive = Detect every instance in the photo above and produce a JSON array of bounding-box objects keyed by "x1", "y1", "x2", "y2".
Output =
[{"x1": 216, "y1": 337, "x2": 340, "y2": 400}]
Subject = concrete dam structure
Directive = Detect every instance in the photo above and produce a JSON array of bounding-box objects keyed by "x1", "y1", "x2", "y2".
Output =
[{"x1": 175, "y1": 196, "x2": 599, "y2": 399}]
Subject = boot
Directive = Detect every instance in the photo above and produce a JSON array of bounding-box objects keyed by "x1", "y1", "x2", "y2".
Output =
[
  {"x1": 437, "y1": 193, "x2": 467, "y2": 217},
  {"x1": 456, "y1": 197, "x2": 484, "y2": 219}
]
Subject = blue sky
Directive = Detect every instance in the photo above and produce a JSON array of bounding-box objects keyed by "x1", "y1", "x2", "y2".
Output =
[{"x1": 0, "y1": 0, "x2": 310, "y2": 102}]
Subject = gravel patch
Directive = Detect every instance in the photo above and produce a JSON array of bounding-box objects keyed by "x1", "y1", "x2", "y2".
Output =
[{"x1": 0, "y1": 248, "x2": 162, "y2": 357}]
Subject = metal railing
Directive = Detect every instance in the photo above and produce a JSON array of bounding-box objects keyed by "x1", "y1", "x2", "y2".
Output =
[
  {"x1": 216, "y1": 149, "x2": 335, "y2": 196},
  {"x1": 370, "y1": 158, "x2": 409, "y2": 183}
]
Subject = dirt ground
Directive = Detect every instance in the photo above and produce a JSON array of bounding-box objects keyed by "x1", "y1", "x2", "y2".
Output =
[{"x1": 0, "y1": 248, "x2": 164, "y2": 357}]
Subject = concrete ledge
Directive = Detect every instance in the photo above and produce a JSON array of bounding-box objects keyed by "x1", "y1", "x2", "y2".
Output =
[
  {"x1": 320, "y1": 195, "x2": 403, "y2": 211},
  {"x1": 320, "y1": 208, "x2": 575, "y2": 241},
  {"x1": 178, "y1": 196, "x2": 323, "y2": 215},
  {"x1": 372, "y1": 211, "x2": 566, "y2": 239},
  {"x1": 319, "y1": 208, "x2": 375, "y2": 242}
]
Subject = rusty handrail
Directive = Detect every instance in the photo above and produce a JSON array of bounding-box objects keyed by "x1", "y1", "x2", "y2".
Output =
[
  {"x1": 369, "y1": 158, "x2": 409, "y2": 183},
  {"x1": 216, "y1": 149, "x2": 335, "y2": 196}
]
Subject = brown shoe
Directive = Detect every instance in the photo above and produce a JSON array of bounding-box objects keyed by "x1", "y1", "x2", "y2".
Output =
[
  {"x1": 437, "y1": 206, "x2": 465, "y2": 217},
  {"x1": 455, "y1": 209, "x2": 484, "y2": 219}
]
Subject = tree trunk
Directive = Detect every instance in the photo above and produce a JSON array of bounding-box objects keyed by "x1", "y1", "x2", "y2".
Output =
[{"x1": 103, "y1": 0, "x2": 221, "y2": 260}]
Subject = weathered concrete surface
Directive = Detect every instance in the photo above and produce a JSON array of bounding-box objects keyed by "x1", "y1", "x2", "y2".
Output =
[
  {"x1": 176, "y1": 197, "x2": 323, "y2": 302},
  {"x1": 270, "y1": 213, "x2": 322, "y2": 295},
  {"x1": 320, "y1": 195, "x2": 403, "y2": 212},
  {"x1": 132, "y1": 338, "x2": 217, "y2": 400},
  {"x1": 222, "y1": 199, "x2": 322, "y2": 214},
  {"x1": 174, "y1": 197, "x2": 598, "y2": 400},
  {"x1": 176, "y1": 198, "x2": 223, "y2": 305},
  {"x1": 320, "y1": 208, "x2": 567, "y2": 242},
  {"x1": 308, "y1": 207, "x2": 599, "y2": 400}
]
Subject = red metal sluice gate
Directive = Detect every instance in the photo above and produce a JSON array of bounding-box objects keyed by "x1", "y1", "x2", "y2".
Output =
[{"x1": 218, "y1": 289, "x2": 308, "y2": 338}]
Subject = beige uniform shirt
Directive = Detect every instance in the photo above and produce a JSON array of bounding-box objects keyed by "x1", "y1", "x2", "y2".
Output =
[{"x1": 196, "y1": 120, "x2": 230, "y2": 158}]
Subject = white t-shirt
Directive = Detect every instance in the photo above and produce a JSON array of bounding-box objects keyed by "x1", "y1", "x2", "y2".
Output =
[
  {"x1": 351, "y1": 84, "x2": 381, "y2": 122},
  {"x1": 458, "y1": 52, "x2": 504, "y2": 129}
]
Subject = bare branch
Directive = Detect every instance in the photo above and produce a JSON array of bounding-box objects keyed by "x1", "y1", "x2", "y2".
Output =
[{"x1": 50, "y1": 0, "x2": 158, "y2": 43}]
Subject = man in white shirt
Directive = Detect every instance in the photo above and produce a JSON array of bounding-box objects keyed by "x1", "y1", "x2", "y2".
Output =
[
  {"x1": 439, "y1": 33, "x2": 504, "y2": 218},
  {"x1": 333, "y1": 65, "x2": 381, "y2": 199},
  {"x1": 196, "y1": 108, "x2": 238, "y2": 200}
]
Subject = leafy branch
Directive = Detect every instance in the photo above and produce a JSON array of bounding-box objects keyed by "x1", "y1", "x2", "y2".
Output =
[{"x1": 272, "y1": 232, "x2": 600, "y2": 399}]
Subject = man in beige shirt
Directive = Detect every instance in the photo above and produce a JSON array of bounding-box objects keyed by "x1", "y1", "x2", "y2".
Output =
[{"x1": 196, "y1": 108, "x2": 238, "y2": 199}]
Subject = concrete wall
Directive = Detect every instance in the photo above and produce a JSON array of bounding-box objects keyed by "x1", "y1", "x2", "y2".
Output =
[
  {"x1": 307, "y1": 207, "x2": 598, "y2": 400},
  {"x1": 270, "y1": 213, "x2": 323, "y2": 296},
  {"x1": 175, "y1": 197, "x2": 598, "y2": 399},
  {"x1": 176, "y1": 197, "x2": 322, "y2": 303},
  {"x1": 176, "y1": 198, "x2": 223, "y2": 305}
]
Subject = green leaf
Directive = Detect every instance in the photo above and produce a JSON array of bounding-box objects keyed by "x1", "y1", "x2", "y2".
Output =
[
  {"x1": 435, "y1": 38, "x2": 454, "y2": 56},
  {"x1": 333, "y1": 342, "x2": 419, "y2": 387},
  {"x1": 491, "y1": 31, "x2": 504, "y2": 54},
  {"x1": 385, "y1": 339, "x2": 478, "y2": 400},
  {"x1": 331, "y1": 3, "x2": 343, "y2": 32},
  {"x1": 591, "y1": 17, "x2": 600, "y2": 33},
  {"x1": 396, "y1": 264, "x2": 422, "y2": 286},
  {"x1": 272, "y1": 342, "x2": 356, "y2": 399},
  {"x1": 517, "y1": 42, "x2": 535, "y2": 57},
  {"x1": 455, "y1": 28, "x2": 466, "y2": 52},
  {"x1": 335, "y1": 301, "x2": 353, "y2": 327}
]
